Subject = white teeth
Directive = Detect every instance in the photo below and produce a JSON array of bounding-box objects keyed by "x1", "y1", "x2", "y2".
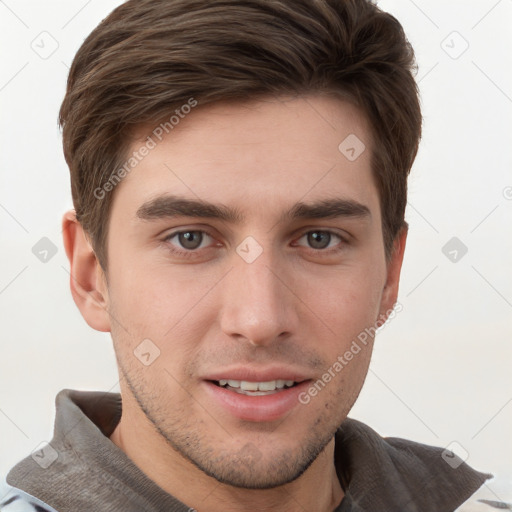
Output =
[
  {"x1": 217, "y1": 379, "x2": 296, "y2": 391},
  {"x1": 258, "y1": 381, "x2": 276, "y2": 391},
  {"x1": 240, "y1": 381, "x2": 259, "y2": 391}
]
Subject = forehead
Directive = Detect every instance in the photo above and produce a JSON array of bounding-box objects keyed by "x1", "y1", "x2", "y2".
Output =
[{"x1": 110, "y1": 94, "x2": 379, "y2": 223}]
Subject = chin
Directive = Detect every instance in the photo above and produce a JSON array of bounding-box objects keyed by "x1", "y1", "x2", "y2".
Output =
[
  {"x1": 169, "y1": 425, "x2": 337, "y2": 490},
  {"x1": 195, "y1": 450, "x2": 315, "y2": 489}
]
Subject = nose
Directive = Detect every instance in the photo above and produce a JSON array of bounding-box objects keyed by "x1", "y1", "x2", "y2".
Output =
[{"x1": 219, "y1": 245, "x2": 299, "y2": 347}]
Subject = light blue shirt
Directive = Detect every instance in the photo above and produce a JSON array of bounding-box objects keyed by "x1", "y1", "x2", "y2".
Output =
[{"x1": 0, "y1": 478, "x2": 59, "y2": 512}]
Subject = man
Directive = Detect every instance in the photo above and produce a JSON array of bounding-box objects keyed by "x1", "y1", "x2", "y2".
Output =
[{"x1": 0, "y1": 0, "x2": 493, "y2": 510}]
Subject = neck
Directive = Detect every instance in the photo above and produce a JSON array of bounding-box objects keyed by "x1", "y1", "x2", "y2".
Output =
[{"x1": 109, "y1": 391, "x2": 344, "y2": 512}]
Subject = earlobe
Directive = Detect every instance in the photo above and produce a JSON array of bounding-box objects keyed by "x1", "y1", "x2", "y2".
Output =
[
  {"x1": 62, "y1": 210, "x2": 111, "y2": 332},
  {"x1": 378, "y1": 226, "x2": 408, "y2": 322}
]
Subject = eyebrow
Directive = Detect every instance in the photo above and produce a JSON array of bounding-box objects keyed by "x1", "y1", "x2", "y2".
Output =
[{"x1": 136, "y1": 194, "x2": 371, "y2": 224}]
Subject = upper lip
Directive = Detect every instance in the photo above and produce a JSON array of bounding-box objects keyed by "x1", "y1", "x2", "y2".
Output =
[{"x1": 202, "y1": 366, "x2": 312, "y2": 383}]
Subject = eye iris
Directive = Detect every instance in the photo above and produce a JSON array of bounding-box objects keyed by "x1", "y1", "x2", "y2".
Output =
[
  {"x1": 179, "y1": 231, "x2": 202, "y2": 249},
  {"x1": 308, "y1": 231, "x2": 330, "y2": 249}
]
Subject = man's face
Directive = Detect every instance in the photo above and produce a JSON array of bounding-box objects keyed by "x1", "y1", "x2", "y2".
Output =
[{"x1": 103, "y1": 95, "x2": 399, "y2": 488}]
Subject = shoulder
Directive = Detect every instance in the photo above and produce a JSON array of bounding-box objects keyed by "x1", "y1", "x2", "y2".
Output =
[
  {"x1": 0, "y1": 478, "x2": 59, "y2": 512},
  {"x1": 335, "y1": 418, "x2": 494, "y2": 511}
]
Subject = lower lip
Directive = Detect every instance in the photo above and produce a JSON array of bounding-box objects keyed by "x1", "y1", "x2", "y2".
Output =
[{"x1": 202, "y1": 380, "x2": 311, "y2": 422}]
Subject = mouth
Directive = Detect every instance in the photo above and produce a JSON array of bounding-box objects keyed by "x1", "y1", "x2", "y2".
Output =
[
  {"x1": 203, "y1": 376, "x2": 310, "y2": 422},
  {"x1": 210, "y1": 379, "x2": 300, "y2": 396}
]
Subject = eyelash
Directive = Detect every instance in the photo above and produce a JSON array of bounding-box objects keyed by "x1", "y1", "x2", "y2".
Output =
[{"x1": 162, "y1": 229, "x2": 348, "y2": 260}]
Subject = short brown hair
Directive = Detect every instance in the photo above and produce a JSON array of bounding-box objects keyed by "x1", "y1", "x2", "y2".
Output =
[{"x1": 60, "y1": 0, "x2": 421, "y2": 271}]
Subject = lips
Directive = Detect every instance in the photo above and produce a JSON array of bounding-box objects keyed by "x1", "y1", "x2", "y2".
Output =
[
  {"x1": 201, "y1": 368, "x2": 312, "y2": 422},
  {"x1": 203, "y1": 367, "x2": 309, "y2": 385}
]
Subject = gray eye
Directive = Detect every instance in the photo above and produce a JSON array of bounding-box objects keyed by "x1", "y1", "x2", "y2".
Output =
[
  {"x1": 307, "y1": 231, "x2": 332, "y2": 249},
  {"x1": 178, "y1": 231, "x2": 204, "y2": 249}
]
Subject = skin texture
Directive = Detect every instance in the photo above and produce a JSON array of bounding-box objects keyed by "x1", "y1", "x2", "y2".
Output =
[{"x1": 62, "y1": 94, "x2": 407, "y2": 512}]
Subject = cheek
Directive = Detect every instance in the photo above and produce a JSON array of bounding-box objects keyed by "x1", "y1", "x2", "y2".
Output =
[
  {"x1": 106, "y1": 257, "x2": 221, "y2": 372},
  {"x1": 301, "y1": 264, "x2": 385, "y2": 347},
  {"x1": 107, "y1": 247, "x2": 207, "y2": 329}
]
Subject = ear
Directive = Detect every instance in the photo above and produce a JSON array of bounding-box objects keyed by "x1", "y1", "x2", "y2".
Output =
[
  {"x1": 378, "y1": 226, "x2": 408, "y2": 322},
  {"x1": 62, "y1": 210, "x2": 111, "y2": 332}
]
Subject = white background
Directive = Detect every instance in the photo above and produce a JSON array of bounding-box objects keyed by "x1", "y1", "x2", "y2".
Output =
[{"x1": 1, "y1": 0, "x2": 511, "y2": 508}]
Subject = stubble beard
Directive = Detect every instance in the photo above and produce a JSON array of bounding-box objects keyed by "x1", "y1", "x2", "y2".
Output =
[{"x1": 118, "y1": 360, "x2": 346, "y2": 489}]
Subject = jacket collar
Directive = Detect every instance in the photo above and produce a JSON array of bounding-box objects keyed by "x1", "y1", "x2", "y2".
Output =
[{"x1": 333, "y1": 418, "x2": 492, "y2": 511}]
